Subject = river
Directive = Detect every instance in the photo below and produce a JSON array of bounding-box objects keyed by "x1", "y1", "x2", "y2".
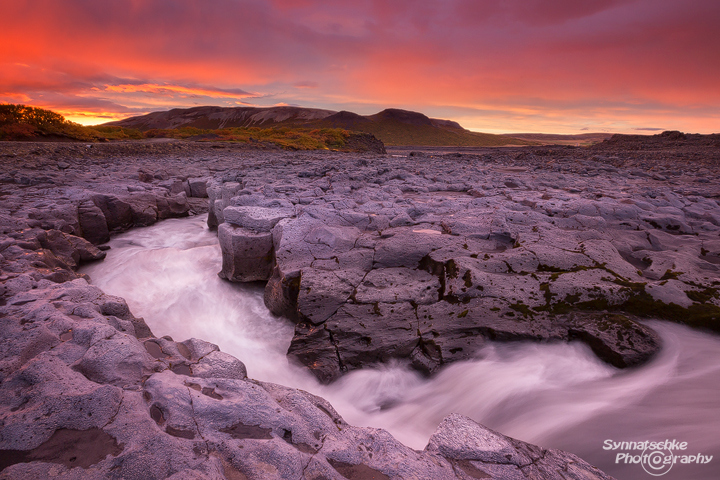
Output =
[{"x1": 80, "y1": 214, "x2": 720, "y2": 480}]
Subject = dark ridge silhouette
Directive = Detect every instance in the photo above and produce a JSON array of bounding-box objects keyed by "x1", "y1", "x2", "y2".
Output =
[{"x1": 106, "y1": 105, "x2": 535, "y2": 146}]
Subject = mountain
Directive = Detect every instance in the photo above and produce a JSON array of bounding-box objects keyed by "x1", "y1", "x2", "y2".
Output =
[
  {"x1": 106, "y1": 106, "x2": 535, "y2": 147},
  {"x1": 320, "y1": 109, "x2": 530, "y2": 147},
  {"x1": 106, "y1": 106, "x2": 336, "y2": 130}
]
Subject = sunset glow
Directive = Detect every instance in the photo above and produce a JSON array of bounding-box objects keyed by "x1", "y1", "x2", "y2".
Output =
[{"x1": 1, "y1": 0, "x2": 718, "y2": 132}]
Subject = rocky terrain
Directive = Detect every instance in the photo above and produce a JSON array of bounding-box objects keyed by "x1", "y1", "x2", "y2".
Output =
[
  {"x1": 211, "y1": 135, "x2": 720, "y2": 383},
  {"x1": 0, "y1": 140, "x2": 624, "y2": 479}
]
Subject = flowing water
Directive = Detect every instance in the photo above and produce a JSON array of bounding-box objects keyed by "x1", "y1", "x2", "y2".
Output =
[{"x1": 81, "y1": 215, "x2": 720, "y2": 480}]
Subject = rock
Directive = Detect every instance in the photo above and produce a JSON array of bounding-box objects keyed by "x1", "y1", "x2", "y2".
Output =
[
  {"x1": 156, "y1": 192, "x2": 190, "y2": 219},
  {"x1": 77, "y1": 199, "x2": 110, "y2": 244},
  {"x1": 426, "y1": 414, "x2": 615, "y2": 479},
  {"x1": 207, "y1": 145, "x2": 720, "y2": 385},
  {"x1": 223, "y1": 206, "x2": 294, "y2": 231},
  {"x1": 190, "y1": 350, "x2": 248, "y2": 379},
  {"x1": 568, "y1": 313, "x2": 662, "y2": 368},
  {"x1": 355, "y1": 267, "x2": 440, "y2": 304},
  {"x1": 72, "y1": 331, "x2": 157, "y2": 386},
  {"x1": 217, "y1": 223, "x2": 274, "y2": 282},
  {"x1": 187, "y1": 177, "x2": 208, "y2": 198},
  {"x1": 37, "y1": 229, "x2": 106, "y2": 269},
  {"x1": 91, "y1": 194, "x2": 134, "y2": 231},
  {"x1": 296, "y1": 268, "x2": 356, "y2": 325}
]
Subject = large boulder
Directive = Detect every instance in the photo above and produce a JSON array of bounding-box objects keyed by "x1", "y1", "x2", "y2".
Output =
[{"x1": 217, "y1": 223, "x2": 274, "y2": 282}]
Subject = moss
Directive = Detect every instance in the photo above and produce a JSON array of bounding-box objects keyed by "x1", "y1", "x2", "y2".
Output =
[
  {"x1": 546, "y1": 301, "x2": 572, "y2": 314},
  {"x1": 537, "y1": 264, "x2": 566, "y2": 273},
  {"x1": 463, "y1": 270, "x2": 473, "y2": 288},
  {"x1": 540, "y1": 283, "x2": 555, "y2": 304},
  {"x1": 539, "y1": 263, "x2": 597, "y2": 281},
  {"x1": 535, "y1": 295, "x2": 611, "y2": 315},
  {"x1": 509, "y1": 302, "x2": 534, "y2": 318},
  {"x1": 530, "y1": 258, "x2": 718, "y2": 333},
  {"x1": 445, "y1": 259, "x2": 459, "y2": 279},
  {"x1": 564, "y1": 293, "x2": 581, "y2": 304},
  {"x1": 595, "y1": 314, "x2": 634, "y2": 332},
  {"x1": 686, "y1": 288, "x2": 718, "y2": 304},
  {"x1": 457, "y1": 309, "x2": 469, "y2": 318},
  {"x1": 660, "y1": 269, "x2": 683, "y2": 280},
  {"x1": 574, "y1": 298, "x2": 612, "y2": 311},
  {"x1": 622, "y1": 292, "x2": 720, "y2": 332}
]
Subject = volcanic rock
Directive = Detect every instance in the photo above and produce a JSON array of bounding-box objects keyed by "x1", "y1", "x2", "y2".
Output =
[
  {"x1": 208, "y1": 139, "x2": 720, "y2": 383},
  {"x1": 0, "y1": 140, "x2": 621, "y2": 479}
]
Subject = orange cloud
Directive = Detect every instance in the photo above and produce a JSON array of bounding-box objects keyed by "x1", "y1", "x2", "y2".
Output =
[
  {"x1": 1, "y1": 0, "x2": 718, "y2": 132},
  {"x1": 103, "y1": 84, "x2": 256, "y2": 99}
]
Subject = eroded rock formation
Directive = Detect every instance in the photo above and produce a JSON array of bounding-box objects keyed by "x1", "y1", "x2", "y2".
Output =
[
  {"x1": 210, "y1": 143, "x2": 720, "y2": 383},
  {"x1": 0, "y1": 141, "x2": 618, "y2": 479}
]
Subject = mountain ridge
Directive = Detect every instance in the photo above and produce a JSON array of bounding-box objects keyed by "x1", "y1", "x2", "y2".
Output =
[{"x1": 106, "y1": 106, "x2": 536, "y2": 147}]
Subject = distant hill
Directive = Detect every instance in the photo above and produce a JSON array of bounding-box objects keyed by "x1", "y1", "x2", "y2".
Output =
[
  {"x1": 107, "y1": 106, "x2": 536, "y2": 147},
  {"x1": 107, "y1": 106, "x2": 336, "y2": 131},
  {"x1": 501, "y1": 133, "x2": 614, "y2": 146},
  {"x1": 592, "y1": 130, "x2": 720, "y2": 149}
]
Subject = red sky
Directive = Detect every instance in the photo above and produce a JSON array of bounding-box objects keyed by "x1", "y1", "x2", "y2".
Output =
[{"x1": 1, "y1": 0, "x2": 718, "y2": 133}]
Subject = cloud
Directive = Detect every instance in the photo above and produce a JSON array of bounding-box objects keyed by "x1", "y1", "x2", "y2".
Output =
[
  {"x1": 1, "y1": 0, "x2": 718, "y2": 131},
  {"x1": 293, "y1": 81, "x2": 319, "y2": 89},
  {"x1": 103, "y1": 84, "x2": 256, "y2": 99}
]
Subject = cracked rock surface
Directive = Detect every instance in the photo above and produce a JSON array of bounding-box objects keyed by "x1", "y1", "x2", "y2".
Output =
[
  {"x1": 0, "y1": 141, "x2": 616, "y2": 479},
  {"x1": 210, "y1": 137, "x2": 720, "y2": 383}
]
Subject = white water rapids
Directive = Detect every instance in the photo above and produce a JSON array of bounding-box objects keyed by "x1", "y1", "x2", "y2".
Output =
[{"x1": 81, "y1": 215, "x2": 720, "y2": 480}]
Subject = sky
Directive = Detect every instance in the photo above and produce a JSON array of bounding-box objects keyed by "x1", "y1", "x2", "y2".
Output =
[{"x1": 1, "y1": 0, "x2": 718, "y2": 134}]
